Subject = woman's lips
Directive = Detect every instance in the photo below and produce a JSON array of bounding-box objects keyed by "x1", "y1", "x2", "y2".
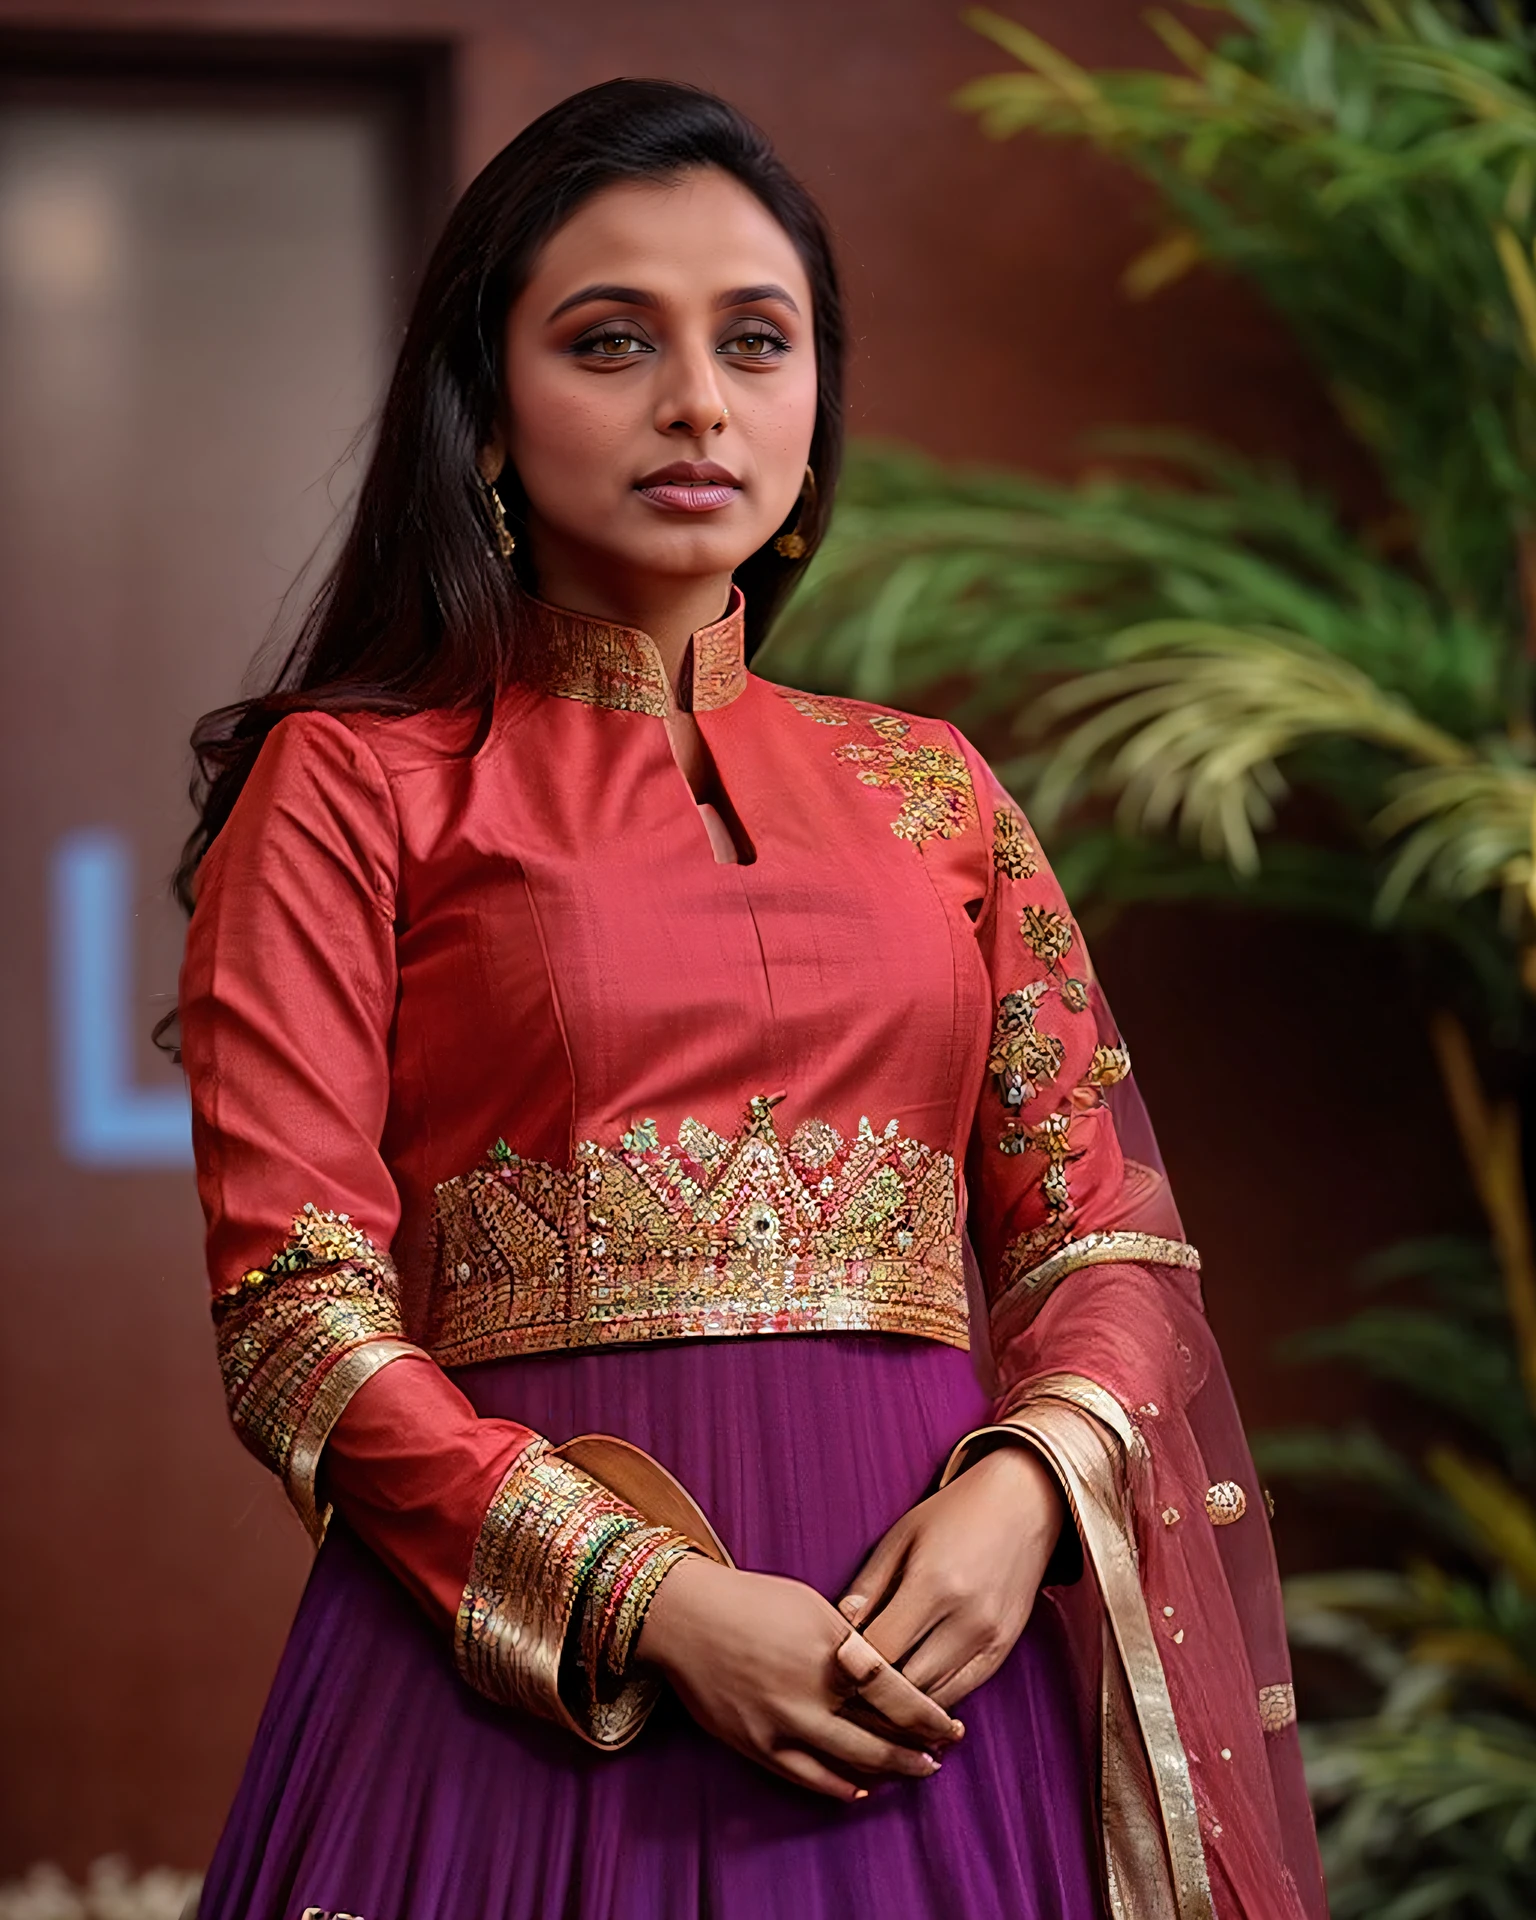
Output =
[
  {"x1": 634, "y1": 461, "x2": 741, "y2": 513},
  {"x1": 635, "y1": 481, "x2": 739, "y2": 512}
]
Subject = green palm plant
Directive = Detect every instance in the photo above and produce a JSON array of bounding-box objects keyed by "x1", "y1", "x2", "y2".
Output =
[{"x1": 759, "y1": 1, "x2": 1536, "y2": 1908}]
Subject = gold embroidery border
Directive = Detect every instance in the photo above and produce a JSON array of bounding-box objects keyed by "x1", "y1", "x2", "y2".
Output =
[
  {"x1": 453, "y1": 1436, "x2": 710, "y2": 1751},
  {"x1": 428, "y1": 1103, "x2": 969, "y2": 1367},
  {"x1": 516, "y1": 589, "x2": 746, "y2": 716},
  {"x1": 994, "y1": 1231, "x2": 1201, "y2": 1333},
  {"x1": 458, "y1": 1441, "x2": 647, "y2": 1746},
  {"x1": 214, "y1": 1208, "x2": 414, "y2": 1538},
  {"x1": 287, "y1": 1338, "x2": 422, "y2": 1545},
  {"x1": 942, "y1": 1375, "x2": 1214, "y2": 1920}
]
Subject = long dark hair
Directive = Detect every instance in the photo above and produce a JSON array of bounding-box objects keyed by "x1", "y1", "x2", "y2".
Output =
[{"x1": 172, "y1": 78, "x2": 846, "y2": 913}]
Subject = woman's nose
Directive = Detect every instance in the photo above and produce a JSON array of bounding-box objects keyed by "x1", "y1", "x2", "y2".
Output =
[{"x1": 654, "y1": 345, "x2": 728, "y2": 437}]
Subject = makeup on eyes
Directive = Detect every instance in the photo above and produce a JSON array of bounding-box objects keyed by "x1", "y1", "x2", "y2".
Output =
[{"x1": 568, "y1": 319, "x2": 790, "y2": 361}]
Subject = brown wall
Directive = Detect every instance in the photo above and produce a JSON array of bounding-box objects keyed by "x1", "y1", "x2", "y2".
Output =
[{"x1": 0, "y1": 0, "x2": 1472, "y2": 1877}]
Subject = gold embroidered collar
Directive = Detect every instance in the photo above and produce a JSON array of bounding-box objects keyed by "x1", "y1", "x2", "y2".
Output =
[{"x1": 518, "y1": 585, "x2": 747, "y2": 717}]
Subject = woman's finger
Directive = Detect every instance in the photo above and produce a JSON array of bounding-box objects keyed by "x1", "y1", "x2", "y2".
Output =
[
  {"x1": 929, "y1": 1645, "x2": 1009, "y2": 1713},
  {"x1": 804, "y1": 1709, "x2": 944, "y2": 1781},
  {"x1": 837, "y1": 1526, "x2": 909, "y2": 1629},
  {"x1": 851, "y1": 1575, "x2": 944, "y2": 1676},
  {"x1": 768, "y1": 1745, "x2": 870, "y2": 1803},
  {"x1": 835, "y1": 1627, "x2": 962, "y2": 1745},
  {"x1": 895, "y1": 1614, "x2": 975, "y2": 1699},
  {"x1": 903, "y1": 1611, "x2": 1020, "y2": 1705}
]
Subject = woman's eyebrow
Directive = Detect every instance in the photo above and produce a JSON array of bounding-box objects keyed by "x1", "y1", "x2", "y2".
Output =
[
  {"x1": 546, "y1": 280, "x2": 802, "y2": 323},
  {"x1": 547, "y1": 282, "x2": 658, "y2": 322},
  {"x1": 717, "y1": 283, "x2": 800, "y2": 314}
]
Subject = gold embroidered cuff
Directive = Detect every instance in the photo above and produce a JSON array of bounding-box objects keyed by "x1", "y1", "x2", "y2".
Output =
[
  {"x1": 286, "y1": 1337, "x2": 422, "y2": 1544},
  {"x1": 992, "y1": 1230, "x2": 1200, "y2": 1336},
  {"x1": 455, "y1": 1442, "x2": 699, "y2": 1750},
  {"x1": 213, "y1": 1205, "x2": 413, "y2": 1539}
]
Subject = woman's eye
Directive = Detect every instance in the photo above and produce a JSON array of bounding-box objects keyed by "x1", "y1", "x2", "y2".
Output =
[
  {"x1": 719, "y1": 329, "x2": 789, "y2": 359},
  {"x1": 575, "y1": 329, "x2": 652, "y2": 359}
]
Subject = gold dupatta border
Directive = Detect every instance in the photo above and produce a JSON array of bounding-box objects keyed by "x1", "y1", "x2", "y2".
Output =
[{"x1": 943, "y1": 1373, "x2": 1214, "y2": 1920}]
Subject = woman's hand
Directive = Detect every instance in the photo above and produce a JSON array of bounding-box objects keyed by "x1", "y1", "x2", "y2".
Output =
[
  {"x1": 637, "y1": 1556, "x2": 963, "y2": 1802},
  {"x1": 837, "y1": 1443, "x2": 1066, "y2": 1712}
]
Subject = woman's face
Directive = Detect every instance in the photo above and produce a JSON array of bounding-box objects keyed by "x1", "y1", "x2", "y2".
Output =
[{"x1": 501, "y1": 166, "x2": 818, "y2": 601}]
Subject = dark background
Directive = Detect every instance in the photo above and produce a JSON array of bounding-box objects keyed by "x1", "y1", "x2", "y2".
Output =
[{"x1": 0, "y1": 0, "x2": 1463, "y2": 1876}]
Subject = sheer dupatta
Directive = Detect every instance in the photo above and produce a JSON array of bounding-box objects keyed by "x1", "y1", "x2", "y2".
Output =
[{"x1": 951, "y1": 740, "x2": 1325, "y2": 1920}]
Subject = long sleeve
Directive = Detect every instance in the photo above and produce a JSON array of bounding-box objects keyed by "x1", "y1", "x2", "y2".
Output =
[
  {"x1": 181, "y1": 712, "x2": 702, "y2": 1747},
  {"x1": 945, "y1": 739, "x2": 1321, "y2": 1920},
  {"x1": 955, "y1": 747, "x2": 1198, "y2": 1402}
]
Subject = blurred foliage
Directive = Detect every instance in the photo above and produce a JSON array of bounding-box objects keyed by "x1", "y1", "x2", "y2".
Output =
[
  {"x1": 758, "y1": 0, "x2": 1536, "y2": 1908},
  {"x1": 767, "y1": 0, "x2": 1536, "y2": 1035}
]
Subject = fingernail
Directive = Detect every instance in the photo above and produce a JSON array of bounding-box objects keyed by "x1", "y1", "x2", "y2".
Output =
[
  {"x1": 853, "y1": 1788, "x2": 870, "y2": 1801},
  {"x1": 838, "y1": 1594, "x2": 865, "y2": 1619},
  {"x1": 922, "y1": 1755, "x2": 942, "y2": 1774},
  {"x1": 949, "y1": 1720, "x2": 965, "y2": 1741}
]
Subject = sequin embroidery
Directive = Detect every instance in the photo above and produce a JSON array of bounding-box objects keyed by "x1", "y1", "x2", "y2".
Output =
[
  {"x1": 829, "y1": 716, "x2": 978, "y2": 849},
  {"x1": 986, "y1": 982, "x2": 1064, "y2": 1112},
  {"x1": 1087, "y1": 1043, "x2": 1132, "y2": 1087},
  {"x1": 774, "y1": 690, "x2": 851, "y2": 726},
  {"x1": 429, "y1": 1096, "x2": 967, "y2": 1364},
  {"x1": 522, "y1": 594, "x2": 745, "y2": 715},
  {"x1": 1019, "y1": 903, "x2": 1075, "y2": 968},
  {"x1": 213, "y1": 1205, "x2": 406, "y2": 1494},
  {"x1": 992, "y1": 807, "x2": 1039, "y2": 881}
]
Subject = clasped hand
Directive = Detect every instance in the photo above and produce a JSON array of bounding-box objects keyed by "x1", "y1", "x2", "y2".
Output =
[{"x1": 637, "y1": 1443, "x2": 1064, "y2": 1802}]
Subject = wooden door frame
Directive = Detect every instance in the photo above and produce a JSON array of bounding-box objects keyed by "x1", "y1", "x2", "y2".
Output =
[{"x1": 0, "y1": 25, "x2": 454, "y2": 309}]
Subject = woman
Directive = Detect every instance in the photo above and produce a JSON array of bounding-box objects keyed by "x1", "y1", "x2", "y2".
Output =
[{"x1": 179, "y1": 80, "x2": 1324, "y2": 1920}]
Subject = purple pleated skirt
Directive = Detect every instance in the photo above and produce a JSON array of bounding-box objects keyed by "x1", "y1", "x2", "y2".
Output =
[{"x1": 201, "y1": 1336, "x2": 1102, "y2": 1920}]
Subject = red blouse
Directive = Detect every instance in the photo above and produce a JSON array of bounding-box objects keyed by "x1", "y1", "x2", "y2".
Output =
[{"x1": 182, "y1": 590, "x2": 1149, "y2": 1625}]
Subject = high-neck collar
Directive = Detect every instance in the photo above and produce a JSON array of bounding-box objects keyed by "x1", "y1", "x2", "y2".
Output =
[{"x1": 516, "y1": 584, "x2": 748, "y2": 717}]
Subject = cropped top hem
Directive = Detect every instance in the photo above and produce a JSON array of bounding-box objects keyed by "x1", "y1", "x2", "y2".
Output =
[{"x1": 427, "y1": 1283, "x2": 971, "y2": 1368}]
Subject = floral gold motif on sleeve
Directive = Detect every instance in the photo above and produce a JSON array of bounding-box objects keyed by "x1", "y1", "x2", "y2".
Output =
[
  {"x1": 1018, "y1": 903, "x2": 1075, "y2": 969},
  {"x1": 997, "y1": 1109, "x2": 1080, "y2": 1258},
  {"x1": 1087, "y1": 1043, "x2": 1132, "y2": 1087},
  {"x1": 992, "y1": 807, "x2": 1038, "y2": 882},
  {"x1": 998, "y1": 1109, "x2": 1077, "y2": 1209},
  {"x1": 429, "y1": 1096, "x2": 967, "y2": 1364},
  {"x1": 774, "y1": 690, "x2": 851, "y2": 726},
  {"x1": 1060, "y1": 977, "x2": 1091, "y2": 1014},
  {"x1": 829, "y1": 715, "x2": 978, "y2": 850},
  {"x1": 986, "y1": 982, "x2": 1064, "y2": 1112},
  {"x1": 231, "y1": 1202, "x2": 396, "y2": 1294}
]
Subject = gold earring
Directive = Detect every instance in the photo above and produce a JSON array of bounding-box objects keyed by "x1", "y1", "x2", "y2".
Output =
[
  {"x1": 774, "y1": 465, "x2": 817, "y2": 560},
  {"x1": 483, "y1": 479, "x2": 516, "y2": 560}
]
